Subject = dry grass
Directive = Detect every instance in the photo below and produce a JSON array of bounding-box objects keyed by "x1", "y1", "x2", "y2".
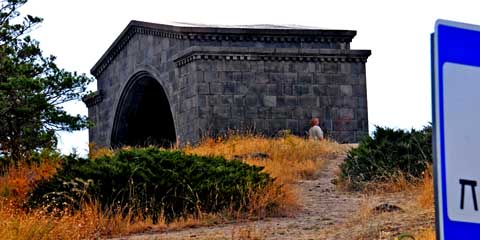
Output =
[
  {"x1": 335, "y1": 194, "x2": 435, "y2": 239},
  {"x1": 88, "y1": 142, "x2": 114, "y2": 160},
  {"x1": 0, "y1": 135, "x2": 345, "y2": 239},
  {"x1": 0, "y1": 160, "x2": 102, "y2": 240},
  {"x1": 0, "y1": 199, "x2": 226, "y2": 239},
  {"x1": 0, "y1": 160, "x2": 58, "y2": 202},
  {"x1": 414, "y1": 227, "x2": 436, "y2": 240},
  {"x1": 416, "y1": 167, "x2": 434, "y2": 210},
  {"x1": 413, "y1": 167, "x2": 435, "y2": 240},
  {"x1": 0, "y1": 152, "x2": 208, "y2": 239},
  {"x1": 242, "y1": 182, "x2": 299, "y2": 219},
  {"x1": 362, "y1": 175, "x2": 415, "y2": 194},
  {"x1": 186, "y1": 134, "x2": 346, "y2": 184},
  {"x1": 231, "y1": 224, "x2": 266, "y2": 240},
  {"x1": 336, "y1": 170, "x2": 423, "y2": 195},
  {"x1": 186, "y1": 134, "x2": 346, "y2": 220},
  {"x1": 333, "y1": 165, "x2": 436, "y2": 239}
]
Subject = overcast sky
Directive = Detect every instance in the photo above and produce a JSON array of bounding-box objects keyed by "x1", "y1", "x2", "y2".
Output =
[{"x1": 18, "y1": 0, "x2": 480, "y2": 155}]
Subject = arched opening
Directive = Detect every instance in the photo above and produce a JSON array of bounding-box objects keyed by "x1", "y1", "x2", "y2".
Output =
[{"x1": 111, "y1": 74, "x2": 176, "y2": 148}]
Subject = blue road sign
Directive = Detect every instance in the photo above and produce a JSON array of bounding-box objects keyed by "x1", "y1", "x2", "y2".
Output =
[{"x1": 433, "y1": 19, "x2": 480, "y2": 239}]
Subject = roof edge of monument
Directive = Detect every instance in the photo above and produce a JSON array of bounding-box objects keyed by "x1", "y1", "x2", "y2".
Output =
[
  {"x1": 172, "y1": 46, "x2": 372, "y2": 67},
  {"x1": 91, "y1": 20, "x2": 358, "y2": 77},
  {"x1": 127, "y1": 20, "x2": 356, "y2": 35}
]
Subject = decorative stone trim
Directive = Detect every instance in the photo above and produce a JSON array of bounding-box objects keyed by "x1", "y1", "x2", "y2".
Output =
[
  {"x1": 82, "y1": 91, "x2": 103, "y2": 108},
  {"x1": 183, "y1": 33, "x2": 351, "y2": 43},
  {"x1": 91, "y1": 21, "x2": 356, "y2": 77},
  {"x1": 134, "y1": 26, "x2": 185, "y2": 39},
  {"x1": 173, "y1": 48, "x2": 371, "y2": 67}
]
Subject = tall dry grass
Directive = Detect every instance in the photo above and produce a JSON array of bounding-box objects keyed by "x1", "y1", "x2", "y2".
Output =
[
  {"x1": 0, "y1": 199, "x2": 225, "y2": 239},
  {"x1": 416, "y1": 166, "x2": 434, "y2": 210},
  {"x1": 187, "y1": 134, "x2": 347, "y2": 184},
  {"x1": 413, "y1": 166, "x2": 435, "y2": 240},
  {"x1": 0, "y1": 160, "x2": 58, "y2": 202},
  {"x1": 0, "y1": 201, "x2": 99, "y2": 240}
]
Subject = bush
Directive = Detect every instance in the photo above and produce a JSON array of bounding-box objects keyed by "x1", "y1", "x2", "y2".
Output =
[
  {"x1": 338, "y1": 125, "x2": 432, "y2": 189},
  {"x1": 26, "y1": 148, "x2": 273, "y2": 221}
]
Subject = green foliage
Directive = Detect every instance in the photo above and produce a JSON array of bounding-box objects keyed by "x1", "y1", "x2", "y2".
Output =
[
  {"x1": 26, "y1": 148, "x2": 273, "y2": 221},
  {"x1": 338, "y1": 125, "x2": 432, "y2": 189},
  {"x1": 0, "y1": 0, "x2": 93, "y2": 165}
]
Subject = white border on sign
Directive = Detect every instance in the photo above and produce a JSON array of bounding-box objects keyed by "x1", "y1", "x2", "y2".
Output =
[
  {"x1": 434, "y1": 19, "x2": 443, "y2": 240},
  {"x1": 434, "y1": 19, "x2": 480, "y2": 240}
]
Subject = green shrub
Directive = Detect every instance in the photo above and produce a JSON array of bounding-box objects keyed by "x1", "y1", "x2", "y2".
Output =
[
  {"x1": 338, "y1": 125, "x2": 432, "y2": 189},
  {"x1": 26, "y1": 148, "x2": 273, "y2": 221}
]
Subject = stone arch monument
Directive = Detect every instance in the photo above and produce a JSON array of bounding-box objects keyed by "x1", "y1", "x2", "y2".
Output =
[{"x1": 83, "y1": 21, "x2": 371, "y2": 148}]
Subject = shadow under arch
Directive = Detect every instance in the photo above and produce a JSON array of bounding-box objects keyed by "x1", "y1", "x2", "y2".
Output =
[{"x1": 111, "y1": 72, "x2": 176, "y2": 148}]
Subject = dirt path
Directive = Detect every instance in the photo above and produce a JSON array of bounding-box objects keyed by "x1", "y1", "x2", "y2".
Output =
[{"x1": 118, "y1": 156, "x2": 366, "y2": 240}]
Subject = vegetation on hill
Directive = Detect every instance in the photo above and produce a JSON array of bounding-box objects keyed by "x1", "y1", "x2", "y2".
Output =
[
  {"x1": 333, "y1": 125, "x2": 435, "y2": 239},
  {"x1": 26, "y1": 147, "x2": 273, "y2": 222},
  {"x1": 338, "y1": 125, "x2": 432, "y2": 190},
  {"x1": 0, "y1": 135, "x2": 342, "y2": 239}
]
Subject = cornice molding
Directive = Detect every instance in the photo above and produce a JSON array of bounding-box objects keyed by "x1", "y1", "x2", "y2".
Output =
[
  {"x1": 173, "y1": 47, "x2": 371, "y2": 67},
  {"x1": 82, "y1": 91, "x2": 103, "y2": 108}
]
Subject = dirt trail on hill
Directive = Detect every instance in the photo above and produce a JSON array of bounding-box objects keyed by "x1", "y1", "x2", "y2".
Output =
[{"x1": 118, "y1": 155, "x2": 367, "y2": 240}]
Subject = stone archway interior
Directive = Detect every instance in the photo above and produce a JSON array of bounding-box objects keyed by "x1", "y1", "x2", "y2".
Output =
[{"x1": 112, "y1": 76, "x2": 176, "y2": 148}]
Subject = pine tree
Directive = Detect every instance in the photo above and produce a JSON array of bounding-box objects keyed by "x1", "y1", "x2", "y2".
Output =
[{"x1": 0, "y1": 0, "x2": 92, "y2": 165}]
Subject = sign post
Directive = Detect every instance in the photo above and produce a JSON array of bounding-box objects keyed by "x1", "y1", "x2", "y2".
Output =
[{"x1": 433, "y1": 19, "x2": 480, "y2": 239}]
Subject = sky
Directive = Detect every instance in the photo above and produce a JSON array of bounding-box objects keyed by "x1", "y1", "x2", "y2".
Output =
[{"x1": 18, "y1": 0, "x2": 480, "y2": 155}]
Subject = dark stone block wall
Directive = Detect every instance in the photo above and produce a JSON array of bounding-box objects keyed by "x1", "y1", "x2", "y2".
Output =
[{"x1": 83, "y1": 21, "x2": 370, "y2": 147}]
